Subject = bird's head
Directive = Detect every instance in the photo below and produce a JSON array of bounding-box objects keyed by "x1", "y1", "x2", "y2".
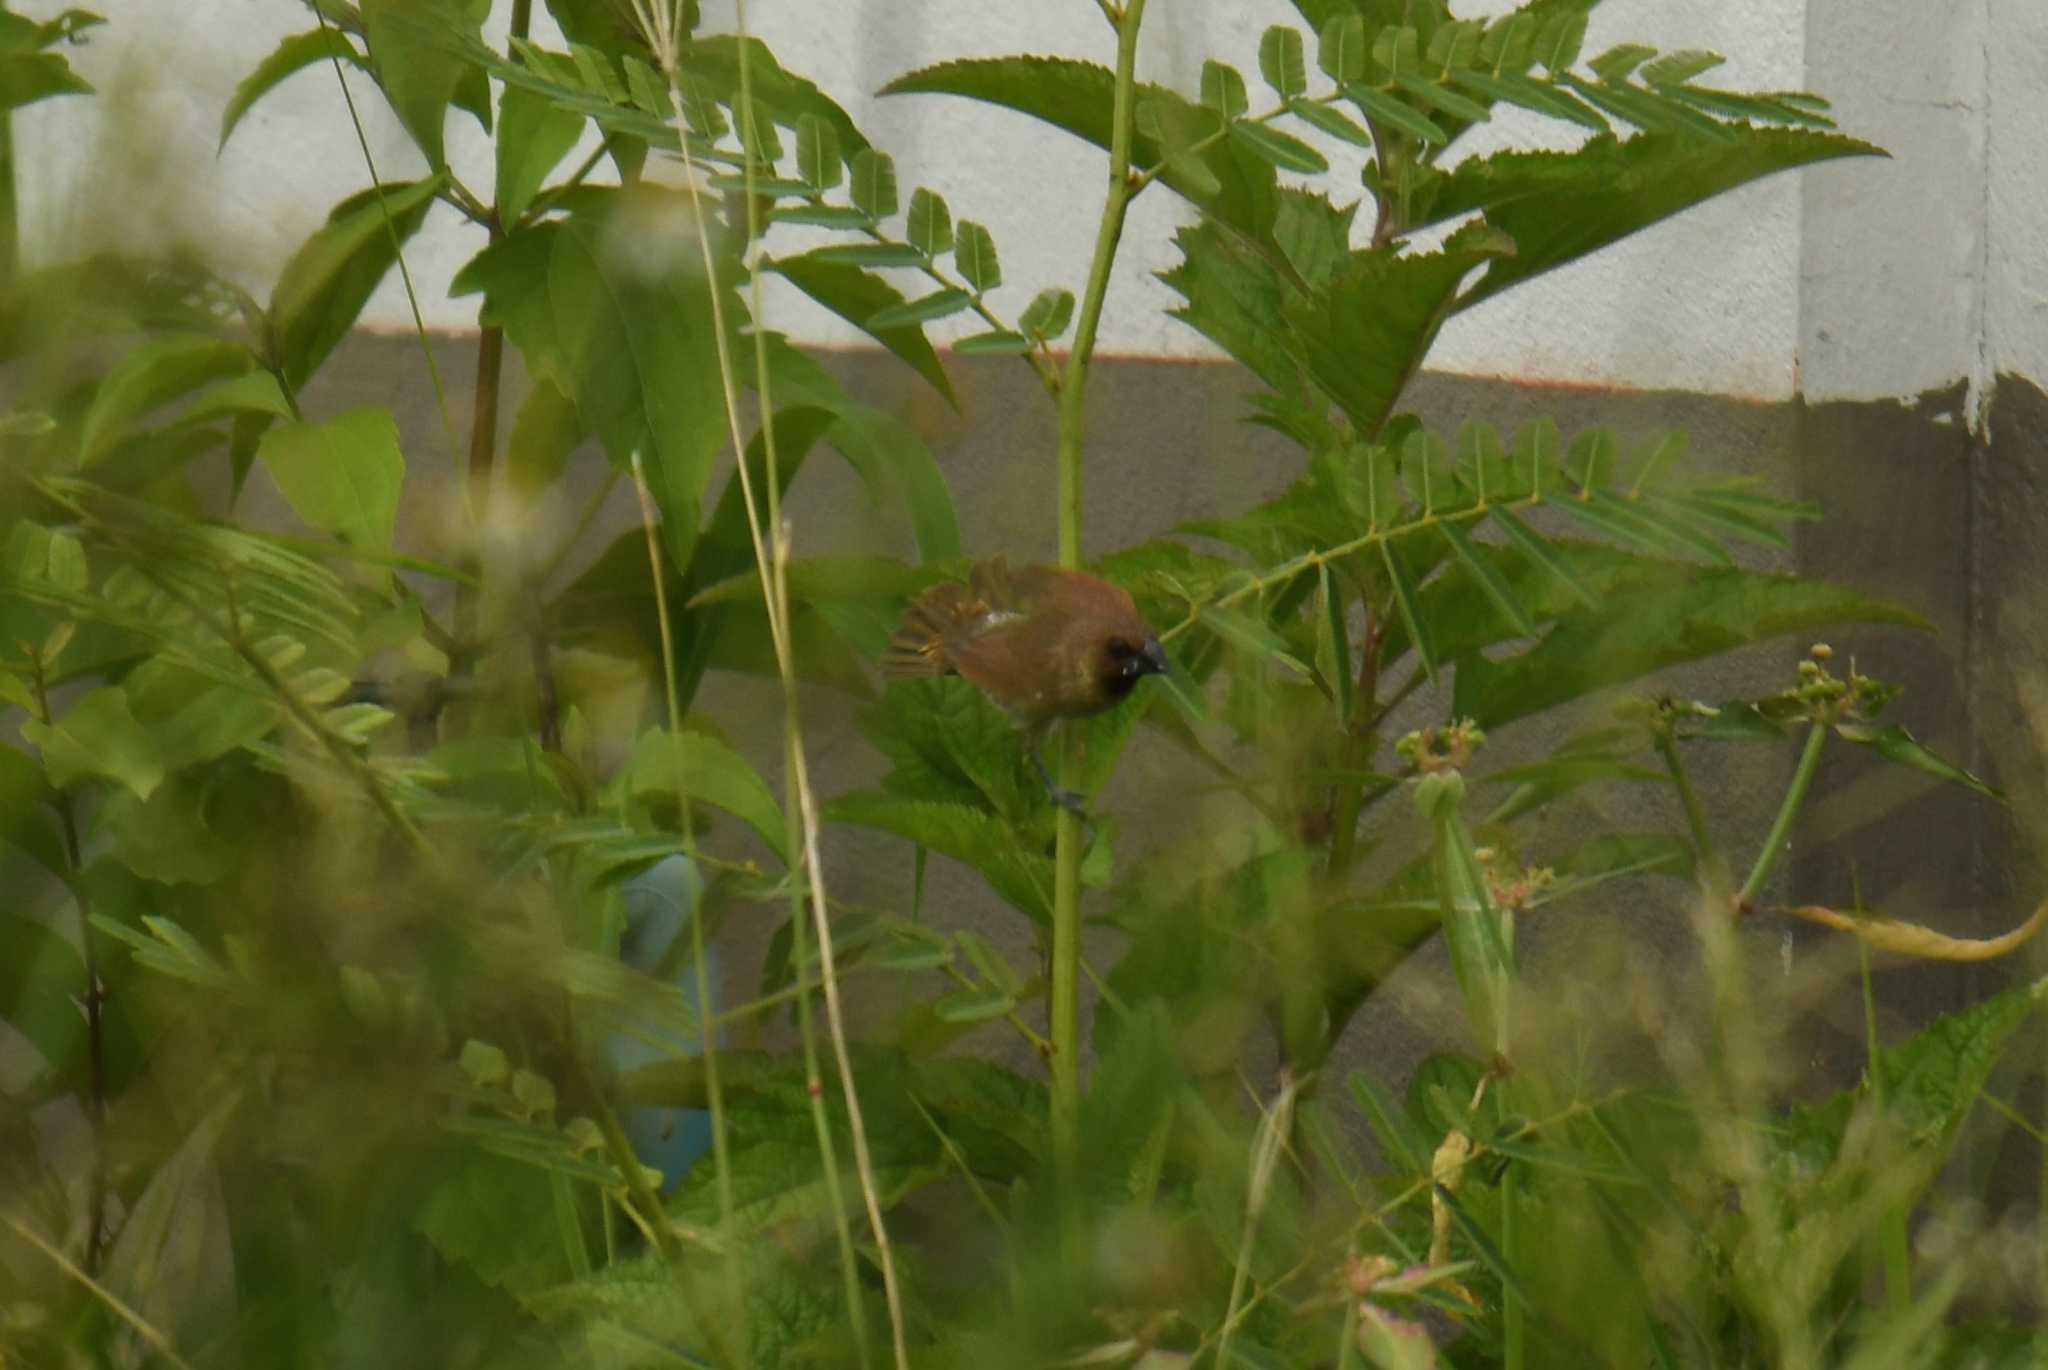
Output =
[{"x1": 1099, "y1": 632, "x2": 1170, "y2": 700}]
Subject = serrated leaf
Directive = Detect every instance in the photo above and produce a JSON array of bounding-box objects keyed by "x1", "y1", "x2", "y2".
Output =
[
  {"x1": 1228, "y1": 119, "x2": 1328, "y2": 175},
  {"x1": 907, "y1": 186, "x2": 952, "y2": 257},
  {"x1": 1348, "y1": 84, "x2": 1448, "y2": 144},
  {"x1": 1018, "y1": 288, "x2": 1076, "y2": 342},
  {"x1": 1201, "y1": 59, "x2": 1247, "y2": 118},
  {"x1": 849, "y1": 147, "x2": 898, "y2": 218},
  {"x1": 953, "y1": 220, "x2": 1000, "y2": 293},
  {"x1": 867, "y1": 288, "x2": 972, "y2": 330},
  {"x1": 1318, "y1": 14, "x2": 1368, "y2": 84},
  {"x1": 220, "y1": 27, "x2": 364, "y2": 149},
  {"x1": 1259, "y1": 25, "x2": 1308, "y2": 98}
]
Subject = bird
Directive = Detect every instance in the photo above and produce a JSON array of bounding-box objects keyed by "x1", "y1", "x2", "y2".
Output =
[{"x1": 884, "y1": 557, "x2": 1169, "y2": 813}]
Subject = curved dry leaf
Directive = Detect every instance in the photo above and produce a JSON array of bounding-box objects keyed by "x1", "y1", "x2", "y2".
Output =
[{"x1": 1771, "y1": 896, "x2": 2048, "y2": 962}]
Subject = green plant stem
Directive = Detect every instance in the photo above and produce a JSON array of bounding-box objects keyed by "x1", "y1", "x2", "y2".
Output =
[
  {"x1": 1049, "y1": 0, "x2": 1147, "y2": 1182},
  {"x1": 1737, "y1": 722, "x2": 1827, "y2": 910},
  {"x1": 1327, "y1": 608, "x2": 1382, "y2": 881},
  {"x1": 0, "y1": 1213, "x2": 197, "y2": 1370},
  {"x1": 1653, "y1": 726, "x2": 1727, "y2": 893}
]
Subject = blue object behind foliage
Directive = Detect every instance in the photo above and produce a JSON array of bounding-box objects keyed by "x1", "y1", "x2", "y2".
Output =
[{"x1": 607, "y1": 854, "x2": 716, "y2": 1193}]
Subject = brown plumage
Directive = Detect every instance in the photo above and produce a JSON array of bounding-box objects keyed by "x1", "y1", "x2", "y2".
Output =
[{"x1": 886, "y1": 558, "x2": 1168, "y2": 809}]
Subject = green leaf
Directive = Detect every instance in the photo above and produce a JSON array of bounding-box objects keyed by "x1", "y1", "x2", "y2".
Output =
[
  {"x1": 1381, "y1": 540, "x2": 1437, "y2": 682},
  {"x1": 547, "y1": 212, "x2": 734, "y2": 579},
  {"x1": 1449, "y1": 68, "x2": 1606, "y2": 131},
  {"x1": 627, "y1": 727, "x2": 791, "y2": 863},
  {"x1": 1454, "y1": 565, "x2": 1928, "y2": 728},
  {"x1": 1316, "y1": 563, "x2": 1353, "y2": 729},
  {"x1": 1018, "y1": 288, "x2": 1075, "y2": 342},
  {"x1": 794, "y1": 111, "x2": 842, "y2": 190},
  {"x1": 1433, "y1": 1182, "x2": 1533, "y2": 1302},
  {"x1": 867, "y1": 288, "x2": 972, "y2": 330},
  {"x1": 220, "y1": 27, "x2": 364, "y2": 149},
  {"x1": 931, "y1": 989, "x2": 1015, "y2": 1024},
  {"x1": 504, "y1": 376, "x2": 584, "y2": 499},
  {"x1": 1835, "y1": 723, "x2": 2000, "y2": 799},
  {"x1": 361, "y1": 0, "x2": 485, "y2": 169},
  {"x1": 1201, "y1": 59, "x2": 1248, "y2": 119},
  {"x1": 1392, "y1": 72, "x2": 1492, "y2": 124},
  {"x1": 824, "y1": 793, "x2": 1052, "y2": 922},
  {"x1": 178, "y1": 370, "x2": 294, "y2": 425},
  {"x1": 1259, "y1": 25, "x2": 1309, "y2": 98},
  {"x1": 22, "y1": 687, "x2": 165, "y2": 800},
  {"x1": 1288, "y1": 97, "x2": 1375, "y2": 148},
  {"x1": 1281, "y1": 226, "x2": 1510, "y2": 438},
  {"x1": 1228, "y1": 119, "x2": 1329, "y2": 175},
  {"x1": 1452, "y1": 131, "x2": 1880, "y2": 307},
  {"x1": 1536, "y1": 13, "x2": 1590, "y2": 72},
  {"x1": 1318, "y1": 15, "x2": 1368, "y2": 84},
  {"x1": 849, "y1": 147, "x2": 898, "y2": 218},
  {"x1": 257, "y1": 408, "x2": 404, "y2": 552},
  {"x1": 79, "y1": 334, "x2": 254, "y2": 466},
  {"x1": 771, "y1": 252, "x2": 957, "y2": 407},
  {"x1": 1347, "y1": 84, "x2": 1448, "y2": 144},
  {"x1": 818, "y1": 407, "x2": 961, "y2": 565},
  {"x1": 953, "y1": 220, "x2": 1000, "y2": 293},
  {"x1": 1440, "y1": 520, "x2": 1535, "y2": 636},
  {"x1": 768, "y1": 204, "x2": 871, "y2": 229},
  {"x1": 906, "y1": 186, "x2": 953, "y2": 257},
  {"x1": 1586, "y1": 42, "x2": 1656, "y2": 83},
  {"x1": 1640, "y1": 49, "x2": 1726, "y2": 87},
  {"x1": 1199, "y1": 606, "x2": 1312, "y2": 678},
  {"x1": 801, "y1": 241, "x2": 928, "y2": 268},
  {"x1": 953, "y1": 330, "x2": 1031, "y2": 355},
  {"x1": 496, "y1": 82, "x2": 585, "y2": 224},
  {"x1": 881, "y1": 57, "x2": 1280, "y2": 245},
  {"x1": 268, "y1": 177, "x2": 442, "y2": 388},
  {"x1": 1487, "y1": 506, "x2": 1597, "y2": 609},
  {"x1": 102, "y1": 775, "x2": 236, "y2": 885}
]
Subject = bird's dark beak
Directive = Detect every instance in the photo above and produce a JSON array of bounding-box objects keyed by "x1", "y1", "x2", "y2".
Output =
[{"x1": 1138, "y1": 637, "x2": 1169, "y2": 677}]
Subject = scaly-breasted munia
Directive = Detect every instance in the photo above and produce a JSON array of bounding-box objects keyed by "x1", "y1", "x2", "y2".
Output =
[{"x1": 884, "y1": 557, "x2": 1168, "y2": 811}]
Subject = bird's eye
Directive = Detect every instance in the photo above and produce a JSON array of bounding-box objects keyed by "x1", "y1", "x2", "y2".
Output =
[{"x1": 1105, "y1": 638, "x2": 1134, "y2": 660}]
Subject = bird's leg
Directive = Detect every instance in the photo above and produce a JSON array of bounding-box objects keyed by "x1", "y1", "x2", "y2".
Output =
[{"x1": 1026, "y1": 725, "x2": 1089, "y2": 817}]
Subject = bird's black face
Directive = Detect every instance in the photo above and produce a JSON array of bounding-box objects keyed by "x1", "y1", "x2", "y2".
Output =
[{"x1": 1100, "y1": 635, "x2": 1170, "y2": 699}]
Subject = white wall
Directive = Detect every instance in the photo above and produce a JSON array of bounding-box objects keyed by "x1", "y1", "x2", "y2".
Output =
[{"x1": 12, "y1": 1, "x2": 2035, "y2": 406}]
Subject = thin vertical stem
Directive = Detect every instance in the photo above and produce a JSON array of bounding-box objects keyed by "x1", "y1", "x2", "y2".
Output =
[
  {"x1": 1738, "y1": 723, "x2": 1827, "y2": 909},
  {"x1": 1050, "y1": 0, "x2": 1147, "y2": 1178}
]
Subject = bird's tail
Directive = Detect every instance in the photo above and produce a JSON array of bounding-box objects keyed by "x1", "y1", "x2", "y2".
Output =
[{"x1": 882, "y1": 579, "x2": 986, "y2": 678}]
